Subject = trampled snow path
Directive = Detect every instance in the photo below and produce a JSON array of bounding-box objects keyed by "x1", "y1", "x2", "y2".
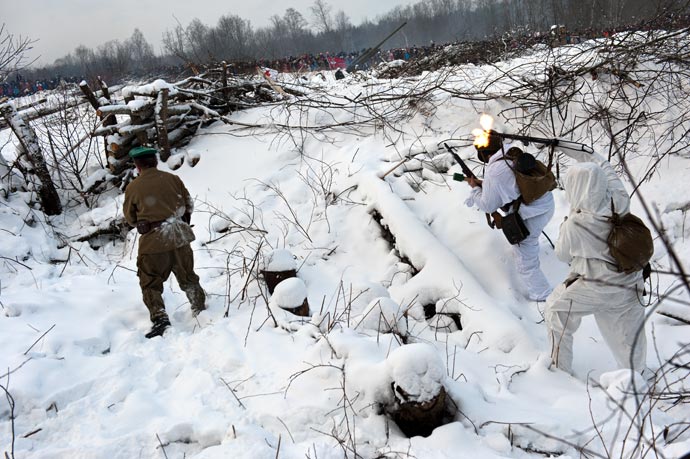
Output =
[{"x1": 2, "y1": 46, "x2": 690, "y2": 458}]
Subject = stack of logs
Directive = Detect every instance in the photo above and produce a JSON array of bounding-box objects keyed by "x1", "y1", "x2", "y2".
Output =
[{"x1": 82, "y1": 63, "x2": 302, "y2": 185}]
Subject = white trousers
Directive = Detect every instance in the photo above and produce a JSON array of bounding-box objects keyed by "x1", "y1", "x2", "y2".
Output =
[
  {"x1": 513, "y1": 208, "x2": 554, "y2": 301},
  {"x1": 546, "y1": 283, "x2": 647, "y2": 374}
]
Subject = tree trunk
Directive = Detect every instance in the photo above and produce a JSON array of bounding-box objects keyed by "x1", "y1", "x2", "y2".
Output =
[{"x1": 0, "y1": 103, "x2": 62, "y2": 215}]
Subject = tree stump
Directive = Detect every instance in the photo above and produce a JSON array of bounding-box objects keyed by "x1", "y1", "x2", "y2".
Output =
[
  {"x1": 391, "y1": 386, "x2": 447, "y2": 438},
  {"x1": 271, "y1": 277, "x2": 310, "y2": 317},
  {"x1": 384, "y1": 343, "x2": 449, "y2": 437},
  {"x1": 261, "y1": 249, "x2": 297, "y2": 294}
]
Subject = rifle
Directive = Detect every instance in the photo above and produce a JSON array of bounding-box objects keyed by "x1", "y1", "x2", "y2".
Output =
[
  {"x1": 489, "y1": 130, "x2": 593, "y2": 154},
  {"x1": 444, "y1": 142, "x2": 507, "y2": 229},
  {"x1": 443, "y1": 142, "x2": 476, "y2": 183},
  {"x1": 490, "y1": 131, "x2": 557, "y2": 146}
]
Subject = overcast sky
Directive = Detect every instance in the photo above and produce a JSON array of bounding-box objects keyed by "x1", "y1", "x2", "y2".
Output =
[{"x1": 6, "y1": 0, "x2": 418, "y2": 66}]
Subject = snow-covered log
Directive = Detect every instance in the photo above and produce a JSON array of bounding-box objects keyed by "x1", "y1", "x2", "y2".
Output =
[{"x1": 0, "y1": 102, "x2": 62, "y2": 215}]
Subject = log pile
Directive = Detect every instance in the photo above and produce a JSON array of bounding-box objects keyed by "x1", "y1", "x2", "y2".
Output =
[
  {"x1": 85, "y1": 64, "x2": 304, "y2": 182},
  {"x1": 376, "y1": 39, "x2": 525, "y2": 79}
]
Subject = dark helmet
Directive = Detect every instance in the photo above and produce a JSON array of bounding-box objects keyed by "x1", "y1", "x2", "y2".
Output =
[{"x1": 475, "y1": 132, "x2": 503, "y2": 163}]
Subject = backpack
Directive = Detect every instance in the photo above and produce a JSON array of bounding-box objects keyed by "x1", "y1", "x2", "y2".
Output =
[
  {"x1": 608, "y1": 200, "x2": 654, "y2": 273},
  {"x1": 504, "y1": 147, "x2": 557, "y2": 204}
]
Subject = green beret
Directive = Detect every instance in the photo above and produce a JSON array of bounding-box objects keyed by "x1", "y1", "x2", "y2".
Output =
[{"x1": 129, "y1": 146, "x2": 158, "y2": 158}]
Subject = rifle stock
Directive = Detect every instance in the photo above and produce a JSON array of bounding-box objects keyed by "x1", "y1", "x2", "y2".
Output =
[{"x1": 443, "y1": 143, "x2": 476, "y2": 179}]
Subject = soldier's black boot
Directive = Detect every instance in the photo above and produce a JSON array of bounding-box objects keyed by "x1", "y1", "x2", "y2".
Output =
[{"x1": 145, "y1": 316, "x2": 171, "y2": 339}]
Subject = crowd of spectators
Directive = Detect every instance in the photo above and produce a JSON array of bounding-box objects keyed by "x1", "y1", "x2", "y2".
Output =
[
  {"x1": 227, "y1": 44, "x2": 443, "y2": 75},
  {"x1": 0, "y1": 75, "x2": 83, "y2": 99},
  {"x1": 3, "y1": 11, "x2": 689, "y2": 99}
]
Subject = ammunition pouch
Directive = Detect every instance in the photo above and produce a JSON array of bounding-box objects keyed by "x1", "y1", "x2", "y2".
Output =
[{"x1": 501, "y1": 211, "x2": 530, "y2": 245}]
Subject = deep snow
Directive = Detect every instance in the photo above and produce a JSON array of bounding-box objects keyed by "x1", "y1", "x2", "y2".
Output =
[{"x1": 1, "y1": 33, "x2": 689, "y2": 459}]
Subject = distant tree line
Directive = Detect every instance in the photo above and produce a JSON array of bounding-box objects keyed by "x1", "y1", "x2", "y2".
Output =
[{"x1": 18, "y1": 0, "x2": 689, "y2": 85}]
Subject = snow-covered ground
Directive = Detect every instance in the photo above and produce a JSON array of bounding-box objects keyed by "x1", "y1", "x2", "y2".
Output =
[{"x1": 1, "y1": 34, "x2": 689, "y2": 458}]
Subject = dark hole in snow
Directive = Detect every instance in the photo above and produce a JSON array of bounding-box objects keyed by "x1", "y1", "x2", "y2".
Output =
[
  {"x1": 439, "y1": 312, "x2": 463, "y2": 331},
  {"x1": 370, "y1": 210, "x2": 419, "y2": 275},
  {"x1": 424, "y1": 304, "x2": 462, "y2": 331}
]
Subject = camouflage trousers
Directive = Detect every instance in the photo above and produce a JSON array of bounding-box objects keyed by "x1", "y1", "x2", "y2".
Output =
[{"x1": 137, "y1": 244, "x2": 206, "y2": 321}]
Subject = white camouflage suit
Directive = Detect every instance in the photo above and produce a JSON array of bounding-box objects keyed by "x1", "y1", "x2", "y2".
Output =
[
  {"x1": 466, "y1": 144, "x2": 555, "y2": 301},
  {"x1": 546, "y1": 143, "x2": 647, "y2": 374}
]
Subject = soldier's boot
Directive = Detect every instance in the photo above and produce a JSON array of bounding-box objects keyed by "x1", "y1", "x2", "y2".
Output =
[
  {"x1": 142, "y1": 289, "x2": 170, "y2": 337},
  {"x1": 145, "y1": 315, "x2": 171, "y2": 339}
]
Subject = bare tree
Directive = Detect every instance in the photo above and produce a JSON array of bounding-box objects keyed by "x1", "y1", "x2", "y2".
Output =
[
  {"x1": 97, "y1": 40, "x2": 130, "y2": 78},
  {"x1": 310, "y1": 0, "x2": 334, "y2": 34},
  {"x1": 284, "y1": 8, "x2": 308, "y2": 39},
  {"x1": 214, "y1": 14, "x2": 254, "y2": 60},
  {"x1": 162, "y1": 23, "x2": 189, "y2": 62},
  {"x1": 334, "y1": 11, "x2": 353, "y2": 52},
  {"x1": 0, "y1": 24, "x2": 35, "y2": 82},
  {"x1": 128, "y1": 28, "x2": 156, "y2": 72},
  {"x1": 74, "y1": 45, "x2": 95, "y2": 78}
]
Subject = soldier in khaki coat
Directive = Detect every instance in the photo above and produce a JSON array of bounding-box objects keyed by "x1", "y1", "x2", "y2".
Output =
[{"x1": 123, "y1": 146, "x2": 206, "y2": 338}]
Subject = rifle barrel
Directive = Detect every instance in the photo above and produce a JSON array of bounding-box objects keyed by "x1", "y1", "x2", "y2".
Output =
[
  {"x1": 494, "y1": 132, "x2": 556, "y2": 145},
  {"x1": 493, "y1": 132, "x2": 593, "y2": 153}
]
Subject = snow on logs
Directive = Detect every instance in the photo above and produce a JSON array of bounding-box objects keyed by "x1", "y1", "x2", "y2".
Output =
[
  {"x1": 358, "y1": 172, "x2": 533, "y2": 352},
  {"x1": 86, "y1": 68, "x2": 293, "y2": 176}
]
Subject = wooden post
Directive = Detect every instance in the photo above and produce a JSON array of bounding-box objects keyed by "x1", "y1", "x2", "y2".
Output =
[
  {"x1": 155, "y1": 88, "x2": 171, "y2": 161},
  {"x1": 97, "y1": 76, "x2": 111, "y2": 101},
  {"x1": 1, "y1": 103, "x2": 62, "y2": 215},
  {"x1": 124, "y1": 94, "x2": 149, "y2": 147},
  {"x1": 79, "y1": 82, "x2": 100, "y2": 111},
  {"x1": 221, "y1": 61, "x2": 229, "y2": 107},
  {"x1": 81, "y1": 81, "x2": 117, "y2": 167}
]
